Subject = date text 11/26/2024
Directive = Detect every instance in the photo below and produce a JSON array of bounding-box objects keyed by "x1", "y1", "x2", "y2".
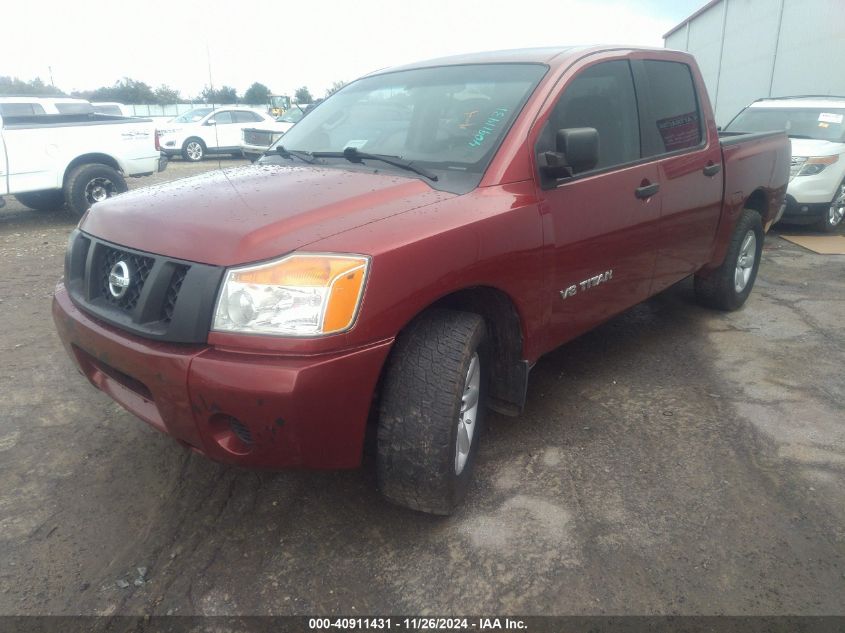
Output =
[{"x1": 308, "y1": 617, "x2": 527, "y2": 630}]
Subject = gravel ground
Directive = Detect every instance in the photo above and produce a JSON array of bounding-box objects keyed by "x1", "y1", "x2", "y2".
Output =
[{"x1": 0, "y1": 158, "x2": 843, "y2": 616}]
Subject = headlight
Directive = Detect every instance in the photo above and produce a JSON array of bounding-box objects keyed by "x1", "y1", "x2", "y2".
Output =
[
  {"x1": 797, "y1": 155, "x2": 838, "y2": 176},
  {"x1": 212, "y1": 253, "x2": 370, "y2": 336}
]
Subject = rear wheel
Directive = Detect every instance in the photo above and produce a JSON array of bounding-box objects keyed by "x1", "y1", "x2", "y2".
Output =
[
  {"x1": 816, "y1": 179, "x2": 845, "y2": 233},
  {"x1": 14, "y1": 190, "x2": 65, "y2": 212},
  {"x1": 64, "y1": 163, "x2": 128, "y2": 218},
  {"x1": 377, "y1": 309, "x2": 487, "y2": 515},
  {"x1": 181, "y1": 138, "x2": 205, "y2": 161},
  {"x1": 694, "y1": 209, "x2": 763, "y2": 311}
]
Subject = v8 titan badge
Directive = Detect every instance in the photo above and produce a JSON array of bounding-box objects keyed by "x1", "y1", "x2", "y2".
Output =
[{"x1": 560, "y1": 269, "x2": 613, "y2": 300}]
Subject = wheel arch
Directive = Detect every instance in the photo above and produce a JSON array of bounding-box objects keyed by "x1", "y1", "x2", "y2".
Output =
[
  {"x1": 183, "y1": 136, "x2": 207, "y2": 149},
  {"x1": 744, "y1": 187, "x2": 768, "y2": 219},
  {"x1": 63, "y1": 153, "x2": 123, "y2": 185},
  {"x1": 388, "y1": 285, "x2": 530, "y2": 417}
]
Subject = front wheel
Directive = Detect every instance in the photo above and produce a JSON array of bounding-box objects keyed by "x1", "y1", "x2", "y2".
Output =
[
  {"x1": 377, "y1": 309, "x2": 487, "y2": 515},
  {"x1": 181, "y1": 138, "x2": 205, "y2": 162},
  {"x1": 694, "y1": 209, "x2": 764, "y2": 311},
  {"x1": 64, "y1": 163, "x2": 128, "y2": 218},
  {"x1": 816, "y1": 179, "x2": 845, "y2": 233}
]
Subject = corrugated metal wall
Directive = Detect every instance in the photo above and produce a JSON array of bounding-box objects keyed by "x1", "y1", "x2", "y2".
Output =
[{"x1": 665, "y1": 0, "x2": 845, "y2": 124}]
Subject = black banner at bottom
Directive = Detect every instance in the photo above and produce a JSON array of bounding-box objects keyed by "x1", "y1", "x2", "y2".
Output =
[{"x1": 1, "y1": 616, "x2": 844, "y2": 633}]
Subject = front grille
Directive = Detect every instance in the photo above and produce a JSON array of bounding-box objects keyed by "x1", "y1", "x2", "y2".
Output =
[
  {"x1": 244, "y1": 129, "x2": 274, "y2": 146},
  {"x1": 99, "y1": 247, "x2": 154, "y2": 311},
  {"x1": 161, "y1": 265, "x2": 188, "y2": 323},
  {"x1": 64, "y1": 230, "x2": 224, "y2": 343},
  {"x1": 790, "y1": 156, "x2": 806, "y2": 180},
  {"x1": 229, "y1": 418, "x2": 254, "y2": 445}
]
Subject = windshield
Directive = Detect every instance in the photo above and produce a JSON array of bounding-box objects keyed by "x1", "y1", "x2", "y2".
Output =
[
  {"x1": 271, "y1": 63, "x2": 547, "y2": 179},
  {"x1": 726, "y1": 107, "x2": 845, "y2": 142},
  {"x1": 278, "y1": 108, "x2": 304, "y2": 123},
  {"x1": 173, "y1": 107, "x2": 213, "y2": 123},
  {"x1": 270, "y1": 96, "x2": 290, "y2": 108}
]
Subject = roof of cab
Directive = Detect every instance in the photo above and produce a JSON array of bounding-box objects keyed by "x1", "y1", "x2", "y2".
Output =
[{"x1": 366, "y1": 45, "x2": 673, "y2": 76}]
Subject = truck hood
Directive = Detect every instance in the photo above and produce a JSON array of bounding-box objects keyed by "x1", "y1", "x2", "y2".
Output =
[
  {"x1": 790, "y1": 138, "x2": 845, "y2": 158},
  {"x1": 81, "y1": 164, "x2": 454, "y2": 266}
]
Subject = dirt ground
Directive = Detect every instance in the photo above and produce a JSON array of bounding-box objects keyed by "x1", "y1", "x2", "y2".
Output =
[{"x1": 0, "y1": 158, "x2": 843, "y2": 616}]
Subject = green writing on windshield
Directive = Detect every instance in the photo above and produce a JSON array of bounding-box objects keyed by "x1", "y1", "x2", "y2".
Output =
[{"x1": 468, "y1": 108, "x2": 509, "y2": 148}]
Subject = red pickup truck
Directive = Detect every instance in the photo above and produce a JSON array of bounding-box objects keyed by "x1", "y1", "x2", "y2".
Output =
[{"x1": 53, "y1": 46, "x2": 789, "y2": 514}]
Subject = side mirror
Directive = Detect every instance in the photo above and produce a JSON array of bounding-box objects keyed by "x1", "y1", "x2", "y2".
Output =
[
  {"x1": 205, "y1": 119, "x2": 217, "y2": 126},
  {"x1": 538, "y1": 127, "x2": 599, "y2": 178}
]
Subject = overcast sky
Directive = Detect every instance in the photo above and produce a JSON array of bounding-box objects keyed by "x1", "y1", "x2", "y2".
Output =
[{"x1": 2, "y1": 0, "x2": 705, "y2": 100}]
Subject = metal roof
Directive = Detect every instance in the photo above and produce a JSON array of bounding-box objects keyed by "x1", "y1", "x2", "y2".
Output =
[{"x1": 663, "y1": 0, "x2": 723, "y2": 39}]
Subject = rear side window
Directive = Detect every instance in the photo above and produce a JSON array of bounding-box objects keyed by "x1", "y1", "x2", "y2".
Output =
[
  {"x1": 641, "y1": 61, "x2": 702, "y2": 155},
  {"x1": 209, "y1": 111, "x2": 234, "y2": 124},
  {"x1": 55, "y1": 102, "x2": 94, "y2": 114},
  {"x1": 95, "y1": 104, "x2": 122, "y2": 115},
  {"x1": 0, "y1": 103, "x2": 46, "y2": 115},
  {"x1": 540, "y1": 60, "x2": 641, "y2": 170},
  {"x1": 233, "y1": 111, "x2": 262, "y2": 123}
]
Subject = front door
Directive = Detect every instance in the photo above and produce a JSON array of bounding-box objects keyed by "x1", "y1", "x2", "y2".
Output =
[{"x1": 535, "y1": 58, "x2": 662, "y2": 347}]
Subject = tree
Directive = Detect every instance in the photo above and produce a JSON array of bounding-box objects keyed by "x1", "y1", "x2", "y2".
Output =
[
  {"x1": 294, "y1": 86, "x2": 313, "y2": 104},
  {"x1": 154, "y1": 85, "x2": 181, "y2": 105},
  {"x1": 82, "y1": 78, "x2": 157, "y2": 104},
  {"x1": 0, "y1": 76, "x2": 64, "y2": 96},
  {"x1": 200, "y1": 85, "x2": 238, "y2": 104},
  {"x1": 243, "y1": 82, "x2": 271, "y2": 105},
  {"x1": 325, "y1": 80, "x2": 347, "y2": 98}
]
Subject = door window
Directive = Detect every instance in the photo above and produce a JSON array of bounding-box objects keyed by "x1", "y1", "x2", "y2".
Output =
[
  {"x1": 0, "y1": 103, "x2": 46, "y2": 116},
  {"x1": 208, "y1": 111, "x2": 234, "y2": 124},
  {"x1": 233, "y1": 110, "x2": 263, "y2": 123},
  {"x1": 640, "y1": 61, "x2": 702, "y2": 155},
  {"x1": 539, "y1": 60, "x2": 640, "y2": 172}
]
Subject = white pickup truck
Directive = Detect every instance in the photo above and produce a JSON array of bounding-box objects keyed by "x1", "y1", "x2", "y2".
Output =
[{"x1": 0, "y1": 112, "x2": 166, "y2": 216}]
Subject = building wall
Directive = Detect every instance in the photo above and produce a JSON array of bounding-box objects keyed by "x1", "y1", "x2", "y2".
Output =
[{"x1": 665, "y1": 0, "x2": 845, "y2": 125}]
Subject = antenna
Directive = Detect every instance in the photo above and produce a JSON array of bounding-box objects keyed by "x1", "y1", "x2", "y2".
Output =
[{"x1": 206, "y1": 41, "x2": 222, "y2": 170}]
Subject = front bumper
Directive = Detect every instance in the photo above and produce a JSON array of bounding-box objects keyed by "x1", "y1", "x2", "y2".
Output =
[
  {"x1": 781, "y1": 195, "x2": 828, "y2": 224},
  {"x1": 52, "y1": 283, "x2": 393, "y2": 469}
]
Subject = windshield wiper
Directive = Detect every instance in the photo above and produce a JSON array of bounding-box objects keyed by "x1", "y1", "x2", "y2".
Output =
[
  {"x1": 787, "y1": 134, "x2": 814, "y2": 139},
  {"x1": 310, "y1": 147, "x2": 438, "y2": 181},
  {"x1": 275, "y1": 145, "x2": 317, "y2": 164}
]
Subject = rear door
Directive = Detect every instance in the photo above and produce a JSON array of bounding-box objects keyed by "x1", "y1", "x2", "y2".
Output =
[
  {"x1": 634, "y1": 59, "x2": 722, "y2": 293},
  {"x1": 535, "y1": 58, "x2": 662, "y2": 346}
]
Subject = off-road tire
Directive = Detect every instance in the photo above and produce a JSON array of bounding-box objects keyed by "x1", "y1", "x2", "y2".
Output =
[
  {"x1": 14, "y1": 190, "x2": 65, "y2": 212},
  {"x1": 181, "y1": 138, "x2": 206, "y2": 162},
  {"x1": 377, "y1": 309, "x2": 487, "y2": 515},
  {"x1": 64, "y1": 163, "x2": 128, "y2": 218},
  {"x1": 694, "y1": 208, "x2": 763, "y2": 311}
]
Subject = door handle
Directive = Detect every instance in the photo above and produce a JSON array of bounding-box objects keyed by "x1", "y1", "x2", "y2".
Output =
[
  {"x1": 635, "y1": 182, "x2": 660, "y2": 199},
  {"x1": 703, "y1": 162, "x2": 722, "y2": 177}
]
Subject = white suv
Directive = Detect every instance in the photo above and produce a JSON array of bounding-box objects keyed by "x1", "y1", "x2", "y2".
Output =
[
  {"x1": 725, "y1": 96, "x2": 845, "y2": 232},
  {"x1": 157, "y1": 106, "x2": 278, "y2": 161}
]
